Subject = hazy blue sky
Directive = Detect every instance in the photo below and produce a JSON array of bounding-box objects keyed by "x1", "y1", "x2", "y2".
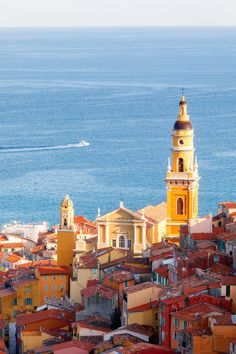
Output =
[{"x1": 0, "y1": 0, "x2": 236, "y2": 27}]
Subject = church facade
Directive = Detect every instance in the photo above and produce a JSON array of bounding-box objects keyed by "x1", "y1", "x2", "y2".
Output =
[{"x1": 96, "y1": 201, "x2": 167, "y2": 254}]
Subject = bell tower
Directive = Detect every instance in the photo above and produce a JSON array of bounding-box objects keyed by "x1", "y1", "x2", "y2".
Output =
[
  {"x1": 60, "y1": 194, "x2": 75, "y2": 230},
  {"x1": 57, "y1": 195, "x2": 76, "y2": 274},
  {"x1": 165, "y1": 96, "x2": 200, "y2": 242}
]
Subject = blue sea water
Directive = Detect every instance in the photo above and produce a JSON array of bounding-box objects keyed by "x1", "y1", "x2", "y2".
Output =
[{"x1": 0, "y1": 27, "x2": 235, "y2": 225}]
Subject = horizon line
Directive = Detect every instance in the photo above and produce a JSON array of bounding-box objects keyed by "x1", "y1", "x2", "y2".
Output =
[{"x1": 0, "y1": 25, "x2": 236, "y2": 28}]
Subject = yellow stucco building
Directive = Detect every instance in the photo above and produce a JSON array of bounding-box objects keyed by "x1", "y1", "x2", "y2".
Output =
[{"x1": 165, "y1": 96, "x2": 200, "y2": 242}]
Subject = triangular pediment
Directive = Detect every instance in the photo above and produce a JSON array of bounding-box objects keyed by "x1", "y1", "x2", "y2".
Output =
[{"x1": 97, "y1": 207, "x2": 143, "y2": 222}]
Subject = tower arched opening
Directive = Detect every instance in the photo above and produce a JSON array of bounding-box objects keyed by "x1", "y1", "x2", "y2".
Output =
[{"x1": 177, "y1": 198, "x2": 184, "y2": 215}]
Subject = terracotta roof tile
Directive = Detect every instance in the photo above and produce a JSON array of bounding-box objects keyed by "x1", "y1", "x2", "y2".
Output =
[
  {"x1": 120, "y1": 342, "x2": 176, "y2": 354},
  {"x1": 222, "y1": 276, "x2": 236, "y2": 285},
  {"x1": 191, "y1": 233, "x2": 217, "y2": 241},
  {"x1": 16, "y1": 309, "x2": 74, "y2": 327},
  {"x1": 37, "y1": 266, "x2": 69, "y2": 275},
  {"x1": 171, "y1": 302, "x2": 228, "y2": 321},
  {"x1": 128, "y1": 300, "x2": 159, "y2": 313},
  {"x1": 0, "y1": 242, "x2": 23, "y2": 248},
  {"x1": 153, "y1": 265, "x2": 168, "y2": 277},
  {"x1": 81, "y1": 284, "x2": 117, "y2": 300},
  {"x1": 219, "y1": 202, "x2": 236, "y2": 208},
  {"x1": 210, "y1": 314, "x2": 236, "y2": 325},
  {"x1": 104, "y1": 270, "x2": 134, "y2": 283},
  {"x1": 123, "y1": 282, "x2": 162, "y2": 294}
]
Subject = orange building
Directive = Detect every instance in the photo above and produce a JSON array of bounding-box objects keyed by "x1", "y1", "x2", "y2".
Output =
[
  {"x1": 170, "y1": 302, "x2": 230, "y2": 351},
  {"x1": 16, "y1": 309, "x2": 74, "y2": 353},
  {"x1": 35, "y1": 266, "x2": 69, "y2": 304}
]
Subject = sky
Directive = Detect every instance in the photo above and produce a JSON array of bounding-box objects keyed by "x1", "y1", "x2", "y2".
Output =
[{"x1": 0, "y1": 0, "x2": 236, "y2": 27}]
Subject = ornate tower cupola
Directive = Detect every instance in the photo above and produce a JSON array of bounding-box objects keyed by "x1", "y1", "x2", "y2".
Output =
[
  {"x1": 165, "y1": 96, "x2": 200, "y2": 242},
  {"x1": 60, "y1": 194, "x2": 75, "y2": 230}
]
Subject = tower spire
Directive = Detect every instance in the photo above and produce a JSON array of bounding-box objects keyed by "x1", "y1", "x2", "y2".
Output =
[{"x1": 178, "y1": 96, "x2": 189, "y2": 120}]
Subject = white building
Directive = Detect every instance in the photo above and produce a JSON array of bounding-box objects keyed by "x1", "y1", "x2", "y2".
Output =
[{"x1": 2, "y1": 221, "x2": 48, "y2": 243}]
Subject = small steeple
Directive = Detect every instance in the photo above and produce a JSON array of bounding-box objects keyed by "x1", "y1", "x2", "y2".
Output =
[
  {"x1": 97, "y1": 208, "x2": 101, "y2": 217},
  {"x1": 178, "y1": 96, "x2": 189, "y2": 120},
  {"x1": 174, "y1": 96, "x2": 192, "y2": 130},
  {"x1": 120, "y1": 200, "x2": 124, "y2": 208}
]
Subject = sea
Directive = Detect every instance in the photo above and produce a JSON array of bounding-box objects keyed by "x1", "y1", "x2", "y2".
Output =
[{"x1": 0, "y1": 27, "x2": 235, "y2": 226}]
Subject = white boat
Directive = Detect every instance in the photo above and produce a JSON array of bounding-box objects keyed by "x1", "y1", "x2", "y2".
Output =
[{"x1": 79, "y1": 140, "x2": 90, "y2": 147}]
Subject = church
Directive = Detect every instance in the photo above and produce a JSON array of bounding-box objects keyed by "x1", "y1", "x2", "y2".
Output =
[{"x1": 57, "y1": 96, "x2": 200, "y2": 260}]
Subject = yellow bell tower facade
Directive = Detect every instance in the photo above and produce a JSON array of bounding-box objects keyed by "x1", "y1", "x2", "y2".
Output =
[
  {"x1": 57, "y1": 195, "x2": 77, "y2": 274},
  {"x1": 165, "y1": 96, "x2": 200, "y2": 242}
]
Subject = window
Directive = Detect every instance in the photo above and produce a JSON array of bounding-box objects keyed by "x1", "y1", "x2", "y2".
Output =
[
  {"x1": 92, "y1": 268, "x2": 97, "y2": 274},
  {"x1": 174, "y1": 318, "x2": 179, "y2": 327},
  {"x1": 127, "y1": 239, "x2": 132, "y2": 249},
  {"x1": 178, "y1": 158, "x2": 184, "y2": 172},
  {"x1": 63, "y1": 218, "x2": 67, "y2": 227},
  {"x1": 44, "y1": 275, "x2": 48, "y2": 280},
  {"x1": 60, "y1": 274, "x2": 64, "y2": 279},
  {"x1": 162, "y1": 331, "x2": 165, "y2": 342},
  {"x1": 52, "y1": 284, "x2": 57, "y2": 291},
  {"x1": 112, "y1": 239, "x2": 116, "y2": 248},
  {"x1": 177, "y1": 198, "x2": 184, "y2": 215},
  {"x1": 182, "y1": 320, "x2": 188, "y2": 329},
  {"x1": 44, "y1": 284, "x2": 48, "y2": 292},
  {"x1": 226, "y1": 285, "x2": 231, "y2": 297},
  {"x1": 174, "y1": 331, "x2": 179, "y2": 340},
  {"x1": 155, "y1": 312, "x2": 158, "y2": 321},
  {"x1": 12, "y1": 298, "x2": 17, "y2": 306},
  {"x1": 119, "y1": 235, "x2": 125, "y2": 248},
  {"x1": 25, "y1": 298, "x2": 32, "y2": 305},
  {"x1": 25, "y1": 286, "x2": 31, "y2": 293},
  {"x1": 60, "y1": 285, "x2": 65, "y2": 292},
  {"x1": 53, "y1": 275, "x2": 56, "y2": 280},
  {"x1": 214, "y1": 255, "x2": 219, "y2": 264},
  {"x1": 124, "y1": 281, "x2": 128, "y2": 288}
]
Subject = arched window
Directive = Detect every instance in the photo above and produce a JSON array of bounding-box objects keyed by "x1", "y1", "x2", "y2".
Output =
[
  {"x1": 63, "y1": 218, "x2": 67, "y2": 227},
  {"x1": 177, "y1": 198, "x2": 184, "y2": 215},
  {"x1": 119, "y1": 235, "x2": 125, "y2": 248},
  {"x1": 178, "y1": 158, "x2": 184, "y2": 172}
]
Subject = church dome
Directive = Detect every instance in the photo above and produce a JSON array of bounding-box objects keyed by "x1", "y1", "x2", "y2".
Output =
[
  {"x1": 173, "y1": 96, "x2": 192, "y2": 130},
  {"x1": 174, "y1": 120, "x2": 192, "y2": 130}
]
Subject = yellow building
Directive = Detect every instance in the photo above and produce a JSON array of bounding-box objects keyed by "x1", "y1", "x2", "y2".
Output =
[
  {"x1": 0, "y1": 278, "x2": 40, "y2": 322},
  {"x1": 57, "y1": 195, "x2": 77, "y2": 274},
  {"x1": 165, "y1": 96, "x2": 200, "y2": 242},
  {"x1": 122, "y1": 282, "x2": 163, "y2": 328},
  {"x1": 96, "y1": 201, "x2": 166, "y2": 254}
]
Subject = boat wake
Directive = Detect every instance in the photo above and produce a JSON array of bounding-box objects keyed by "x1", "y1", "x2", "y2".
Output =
[{"x1": 0, "y1": 141, "x2": 90, "y2": 153}]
